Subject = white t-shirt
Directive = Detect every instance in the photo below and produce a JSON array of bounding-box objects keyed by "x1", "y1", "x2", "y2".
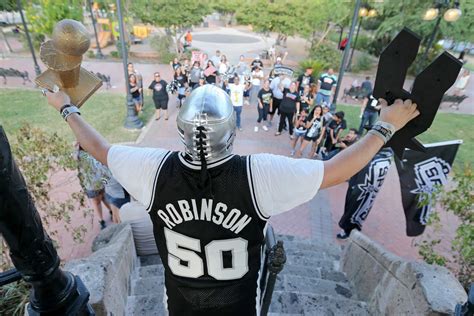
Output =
[
  {"x1": 107, "y1": 145, "x2": 324, "y2": 217},
  {"x1": 251, "y1": 70, "x2": 264, "y2": 86},
  {"x1": 219, "y1": 62, "x2": 228, "y2": 74},
  {"x1": 228, "y1": 83, "x2": 245, "y2": 107}
]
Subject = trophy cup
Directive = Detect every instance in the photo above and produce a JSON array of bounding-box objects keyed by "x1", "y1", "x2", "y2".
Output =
[{"x1": 35, "y1": 19, "x2": 102, "y2": 107}]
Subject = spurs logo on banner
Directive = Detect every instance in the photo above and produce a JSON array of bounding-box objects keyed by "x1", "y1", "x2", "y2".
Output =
[
  {"x1": 410, "y1": 157, "x2": 450, "y2": 225},
  {"x1": 351, "y1": 157, "x2": 391, "y2": 226}
]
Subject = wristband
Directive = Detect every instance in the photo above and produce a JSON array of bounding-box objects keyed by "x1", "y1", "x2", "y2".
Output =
[
  {"x1": 60, "y1": 105, "x2": 81, "y2": 121},
  {"x1": 368, "y1": 121, "x2": 395, "y2": 144}
]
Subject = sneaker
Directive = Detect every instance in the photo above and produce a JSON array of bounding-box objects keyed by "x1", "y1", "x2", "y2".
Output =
[
  {"x1": 275, "y1": 132, "x2": 281, "y2": 136},
  {"x1": 239, "y1": 127, "x2": 243, "y2": 131},
  {"x1": 289, "y1": 135, "x2": 295, "y2": 140},
  {"x1": 336, "y1": 230, "x2": 350, "y2": 240},
  {"x1": 99, "y1": 220, "x2": 107, "y2": 230},
  {"x1": 254, "y1": 126, "x2": 259, "y2": 132},
  {"x1": 262, "y1": 125, "x2": 268, "y2": 131},
  {"x1": 290, "y1": 150, "x2": 295, "y2": 156}
]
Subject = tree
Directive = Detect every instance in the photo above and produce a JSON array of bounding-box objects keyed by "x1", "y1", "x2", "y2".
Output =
[
  {"x1": 130, "y1": 0, "x2": 211, "y2": 55},
  {"x1": 210, "y1": 0, "x2": 244, "y2": 26}
]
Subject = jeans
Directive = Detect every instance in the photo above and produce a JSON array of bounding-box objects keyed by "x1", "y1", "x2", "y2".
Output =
[
  {"x1": 234, "y1": 106, "x2": 242, "y2": 128},
  {"x1": 257, "y1": 104, "x2": 269, "y2": 123},
  {"x1": 250, "y1": 85, "x2": 260, "y2": 106},
  {"x1": 278, "y1": 112, "x2": 294, "y2": 135},
  {"x1": 315, "y1": 92, "x2": 331, "y2": 105},
  {"x1": 358, "y1": 111, "x2": 378, "y2": 135}
]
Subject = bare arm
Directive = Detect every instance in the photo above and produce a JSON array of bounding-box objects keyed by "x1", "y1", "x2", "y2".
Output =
[
  {"x1": 320, "y1": 99, "x2": 419, "y2": 189},
  {"x1": 46, "y1": 91, "x2": 110, "y2": 166}
]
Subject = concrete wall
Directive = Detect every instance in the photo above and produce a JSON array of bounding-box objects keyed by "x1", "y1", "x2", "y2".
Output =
[
  {"x1": 65, "y1": 224, "x2": 137, "y2": 316},
  {"x1": 341, "y1": 231, "x2": 467, "y2": 315}
]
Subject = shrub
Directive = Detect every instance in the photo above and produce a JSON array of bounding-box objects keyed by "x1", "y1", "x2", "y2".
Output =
[
  {"x1": 87, "y1": 50, "x2": 95, "y2": 58},
  {"x1": 115, "y1": 40, "x2": 130, "y2": 59},
  {"x1": 297, "y1": 59, "x2": 326, "y2": 79},
  {"x1": 150, "y1": 34, "x2": 177, "y2": 63},
  {"x1": 110, "y1": 51, "x2": 119, "y2": 58},
  {"x1": 354, "y1": 34, "x2": 372, "y2": 53},
  {"x1": 352, "y1": 53, "x2": 374, "y2": 73},
  {"x1": 309, "y1": 42, "x2": 342, "y2": 70}
]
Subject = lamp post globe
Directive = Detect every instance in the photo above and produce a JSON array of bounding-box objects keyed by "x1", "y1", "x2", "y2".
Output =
[
  {"x1": 423, "y1": 7, "x2": 439, "y2": 20},
  {"x1": 444, "y1": 8, "x2": 462, "y2": 21}
]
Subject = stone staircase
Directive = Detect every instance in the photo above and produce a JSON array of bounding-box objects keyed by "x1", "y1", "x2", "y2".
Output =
[{"x1": 125, "y1": 234, "x2": 370, "y2": 315}]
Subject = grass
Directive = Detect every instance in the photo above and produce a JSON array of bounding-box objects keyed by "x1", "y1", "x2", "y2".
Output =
[
  {"x1": 336, "y1": 104, "x2": 473, "y2": 170},
  {"x1": 0, "y1": 89, "x2": 154, "y2": 144}
]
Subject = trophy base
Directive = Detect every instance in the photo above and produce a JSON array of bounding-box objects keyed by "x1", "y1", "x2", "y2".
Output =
[{"x1": 35, "y1": 68, "x2": 102, "y2": 107}]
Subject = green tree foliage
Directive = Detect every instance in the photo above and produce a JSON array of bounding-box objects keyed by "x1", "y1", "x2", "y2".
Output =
[
  {"x1": 308, "y1": 42, "x2": 342, "y2": 70},
  {"x1": 210, "y1": 0, "x2": 244, "y2": 25},
  {"x1": 0, "y1": 0, "x2": 16, "y2": 11},
  {"x1": 130, "y1": 0, "x2": 211, "y2": 54},
  {"x1": 24, "y1": 0, "x2": 83, "y2": 41}
]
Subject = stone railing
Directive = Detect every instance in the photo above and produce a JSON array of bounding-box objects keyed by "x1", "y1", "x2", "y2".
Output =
[
  {"x1": 341, "y1": 231, "x2": 467, "y2": 315},
  {"x1": 65, "y1": 224, "x2": 137, "y2": 316}
]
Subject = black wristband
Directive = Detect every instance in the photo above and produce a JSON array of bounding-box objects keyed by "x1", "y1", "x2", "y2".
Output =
[{"x1": 59, "y1": 104, "x2": 75, "y2": 113}]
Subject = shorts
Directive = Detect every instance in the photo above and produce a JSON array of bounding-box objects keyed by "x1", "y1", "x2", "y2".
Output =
[
  {"x1": 105, "y1": 192, "x2": 130, "y2": 209},
  {"x1": 304, "y1": 133, "x2": 321, "y2": 142},
  {"x1": 132, "y1": 96, "x2": 141, "y2": 105},
  {"x1": 294, "y1": 129, "x2": 306, "y2": 137},
  {"x1": 85, "y1": 189, "x2": 104, "y2": 199},
  {"x1": 154, "y1": 98, "x2": 168, "y2": 110},
  {"x1": 269, "y1": 98, "x2": 281, "y2": 115}
]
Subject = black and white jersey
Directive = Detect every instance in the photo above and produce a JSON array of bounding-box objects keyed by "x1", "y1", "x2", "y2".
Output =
[
  {"x1": 149, "y1": 152, "x2": 267, "y2": 315},
  {"x1": 107, "y1": 145, "x2": 325, "y2": 316}
]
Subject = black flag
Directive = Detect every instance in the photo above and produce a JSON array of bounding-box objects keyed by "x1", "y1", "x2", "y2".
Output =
[
  {"x1": 394, "y1": 140, "x2": 462, "y2": 237},
  {"x1": 339, "y1": 148, "x2": 393, "y2": 233}
]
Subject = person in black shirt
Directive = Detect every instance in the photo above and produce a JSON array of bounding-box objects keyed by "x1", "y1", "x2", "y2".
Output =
[
  {"x1": 295, "y1": 105, "x2": 325, "y2": 158},
  {"x1": 174, "y1": 67, "x2": 188, "y2": 108},
  {"x1": 323, "y1": 111, "x2": 346, "y2": 153},
  {"x1": 204, "y1": 60, "x2": 217, "y2": 85},
  {"x1": 250, "y1": 56, "x2": 264, "y2": 69},
  {"x1": 297, "y1": 67, "x2": 314, "y2": 92},
  {"x1": 255, "y1": 80, "x2": 273, "y2": 132},
  {"x1": 358, "y1": 95, "x2": 381, "y2": 135},
  {"x1": 360, "y1": 76, "x2": 373, "y2": 98},
  {"x1": 129, "y1": 74, "x2": 142, "y2": 114},
  {"x1": 148, "y1": 72, "x2": 169, "y2": 120},
  {"x1": 275, "y1": 82, "x2": 300, "y2": 138},
  {"x1": 323, "y1": 128, "x2": 359, "y2": 160},
  {"x1": 299, "y1": 85, "x2": 313, "y2": 113}
]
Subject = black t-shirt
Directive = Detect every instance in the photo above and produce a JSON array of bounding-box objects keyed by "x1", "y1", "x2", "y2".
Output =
[
  {"x1": 364, "y1": 95, "x2": 379, "y2": 113},
  {"x1": 130, "y1": 83, "x2": 140, "y2": 98},
  {"x1": 299, "y1": 92, "x2": 311, "y2": 111},
  {"x1": 305, "y1": 116, "x2": 325, "y2": 139},
  {"x1": 251, "y1": 60, "x2": 263, "y2": 69},
  {"x1": 205, "y1": 67, "x2": 217, "y2": 84},
  {"x1": 149, "y1": 80, "x2": 169, "y2": 100},
  {"x1": 279, "y1": 89, "x2": 300, "y2": 113},
  {"x1": 327, "y1": 119, "x2": 347, "y2": 137},
  {"x1": 174, "y1": 74, "x2": 188, "y2": 86},
  {"x1": 258, "y1": 88, "x2": 273, "y2": 106},
  {"x1": 298, "y1": 74, "x2": 314, "y2": 90}
]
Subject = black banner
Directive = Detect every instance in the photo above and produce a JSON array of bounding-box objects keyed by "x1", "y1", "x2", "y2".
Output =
[
  {"x1": 339, "y1": 148, "x2": 393, "y2": 233},
  {"x1": 394, "y1": 140, "x2": 462, "y2": 237}
]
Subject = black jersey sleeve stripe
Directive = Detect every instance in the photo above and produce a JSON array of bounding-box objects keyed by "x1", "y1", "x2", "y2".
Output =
[
  {"x1": 247, "y1": 155, "x2": 270, "y2": 221},
  {"x1": 146, "y1": 150, "x2": 172, "y2": 212}
]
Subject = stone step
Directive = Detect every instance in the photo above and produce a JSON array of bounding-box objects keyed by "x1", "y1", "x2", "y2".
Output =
[
  {"x1": 126, "y1": 294, "x2": 167, "y2": 316},
  {"x1": 269, "y1": 291, "x2": 370, "y2": 316},
  {"x1": 275, "y1": 275, "x2": 353, "y2": 299},
  {"x1": 139, "y1": 254, "x2": 162, "y2": 267},
  {"x1": 279, "y1": 264, "x2": 349, "y2": 284},
  {"x1": 278, "y1": 239, "x2": 342, "y2": 259},
  {"x1": 137, "y1": 264, "x2": 165, "y2": 279},
  {"x1": 131, "y1": 276, "x2": 165, "y2": 296},
  {"x1": 285, "y1": 254, "x2": 339, "y2": 271},
  {"x1": 284, "y1": 247, "x2": 340, "y2": 261}
]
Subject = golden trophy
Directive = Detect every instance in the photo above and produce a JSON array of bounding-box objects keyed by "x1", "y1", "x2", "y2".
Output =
[{"x1": 35, "y1": 19, "x2": 102, "y2": 107}]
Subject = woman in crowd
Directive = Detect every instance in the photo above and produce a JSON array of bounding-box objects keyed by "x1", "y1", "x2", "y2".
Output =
[
  {"x1": 275, "y1": 82, "x2": 300, "y2": 138},
  {"x1": 295, "y1": 105, "x2": 325, "y2": 158},
  {"x1": 129, "y1": 74, "x2": 142, "y2": 114},
  {"x1": 290, "y1": 108, "x2": 309, "y2": 156},
  {"x1": 250, "y1": 65, "x2": 264, "y2": 107},
  {"x1": 148, "y1": 72, "x2": 169, "y2": 120},
  {"x1": 204, "y1": 60, "x2": 218, "y2": 85},
  {"x1": 193, "y1": 76, "x2": 206, "y2": 90},
  {"x1": 170, "y1": 57, "x2": 180, "y2": 71},
  {"x1": 299, "y1": 85, "x2": 313, "y2": 113},
  {"x1": 174, "y1": 67, "x2": 188, "y2": 108},
  {"x1": 189, "y1": 61, "x2": 202, "y2": 89},
  {"x1": 255, "y1": 79, "x2": 273, "y2": 132},
  {"x1": 219, "y1": 54, "x2": 230, "y2": 78}
]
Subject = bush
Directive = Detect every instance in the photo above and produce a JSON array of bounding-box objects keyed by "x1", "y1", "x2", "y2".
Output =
[
  {"x1": 110, "y1": 51, "x2": 119, "y2": 58},
  {"x1": 297, "y1": 59, "x2": 326, "y2": 79},
  {"x1": 309, "y1": 42, "x2": 342, "y2": 70},
  {"x1": 150, "y1": 34, "x2": 177, "y2": 63},
  {"x1": 115, "y1": 40, "x2": 130, "y2": 59},
  {"x1": 87, "y1": 50, "x2": 95, "y2": 58},
  {"x1": 354, "y1": 34, "x2": 372, "y2": 53},
  {"x1": 352, "y1": 53, "x2": 374, "y2": 73}
]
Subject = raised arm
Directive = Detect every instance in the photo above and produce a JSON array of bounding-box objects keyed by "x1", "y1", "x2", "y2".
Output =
[
  {"x1": 320, "y1": 99, "x2": 419, "y2": 189},
  {"x1": 46, "y1": 91, "x2": 110, "y2": 166}
]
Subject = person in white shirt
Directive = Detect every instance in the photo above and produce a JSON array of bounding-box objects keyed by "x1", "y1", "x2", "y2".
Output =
[
  {"x1": 228, "y1": 76, "x2": 245, "y2": 130},
  {"x1": 250, "y1": 66, "x2": 264, "y2": 107},
  {"x1": 210, "y1": 50, "x2": 222, "y2": 69}
]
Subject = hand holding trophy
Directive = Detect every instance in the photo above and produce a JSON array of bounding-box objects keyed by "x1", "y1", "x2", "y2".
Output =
[{"x1": 35, "y1": 19, "x2": 102, "y2": 107}]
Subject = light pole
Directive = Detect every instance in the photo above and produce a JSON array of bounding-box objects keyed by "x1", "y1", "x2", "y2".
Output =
[
  {"x1": 419, "y1": 0, "x2": 461, "y2": 71},
  {"x1": 332, "y1": 0, "x2": 362, "y2": 108},
  {"x1": 88, "y1": 0, "x2": 104, "y2": 59},
  {"x1": 16, "y1": 0, "x2": 41, "y2": 76},
  {"x1": 347, "y1": 6, "x2": 377, "y2": 71},
  {"x1": 116, "y1": 0, "x2": 143, "y2": 129}
]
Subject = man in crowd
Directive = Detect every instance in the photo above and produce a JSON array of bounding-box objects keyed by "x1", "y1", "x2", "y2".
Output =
[
  {"x1": 316, "y1": 68, "x2": 337, "y2": 105},
  {"x1": 45, "y1": 84, "x2": 418, "y2": 315},
  {"x1": 297, "y1": 67, "x2": 314, "y2": 92},
  {"x1": 323, "y1": 128, "x2": 359, "y2": 160},
  {"x1": 250, "y1": 55, "x2": 264, "y2": 69},
  {"x1": 210, "y1": 50, "x2": 222, "y2": 68},
  {"x1": 228, "y1": 75, "x2": 245, "y2": 131},
  {"x1": 323, "y1": 111, "x2": 346, "y2": 153},
  {"x1": 358, "y1": 95, "x2": 381, "y2": 135},
  {"x1": 361, "y1": 76, "x2": 373, "y2": 97}
]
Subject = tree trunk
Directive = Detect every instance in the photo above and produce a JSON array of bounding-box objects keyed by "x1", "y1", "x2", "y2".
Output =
[
  {"x1": 314, "y1": 24, "x2": 333, "y2": 48},
  {"x1": 1, "y1": 28, "x2": 13, "y2": 54}
]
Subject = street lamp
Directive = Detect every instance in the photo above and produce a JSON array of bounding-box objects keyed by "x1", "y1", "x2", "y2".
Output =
[
  {"x1": 16, "y1": 0, "x2": 41, "y2": 76},
  {"x1": 346, "y1": 4, "x2": 377, "y2": 71},
  {"x1": 88, "y1": 1, "x2": 104, "y2": 59},
  {"x1": 420, "y1": 0, "x2": 461, "y2": 70},
  {"x1": 116, "y1": 0, "x2": 143, "y2": 129}
]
